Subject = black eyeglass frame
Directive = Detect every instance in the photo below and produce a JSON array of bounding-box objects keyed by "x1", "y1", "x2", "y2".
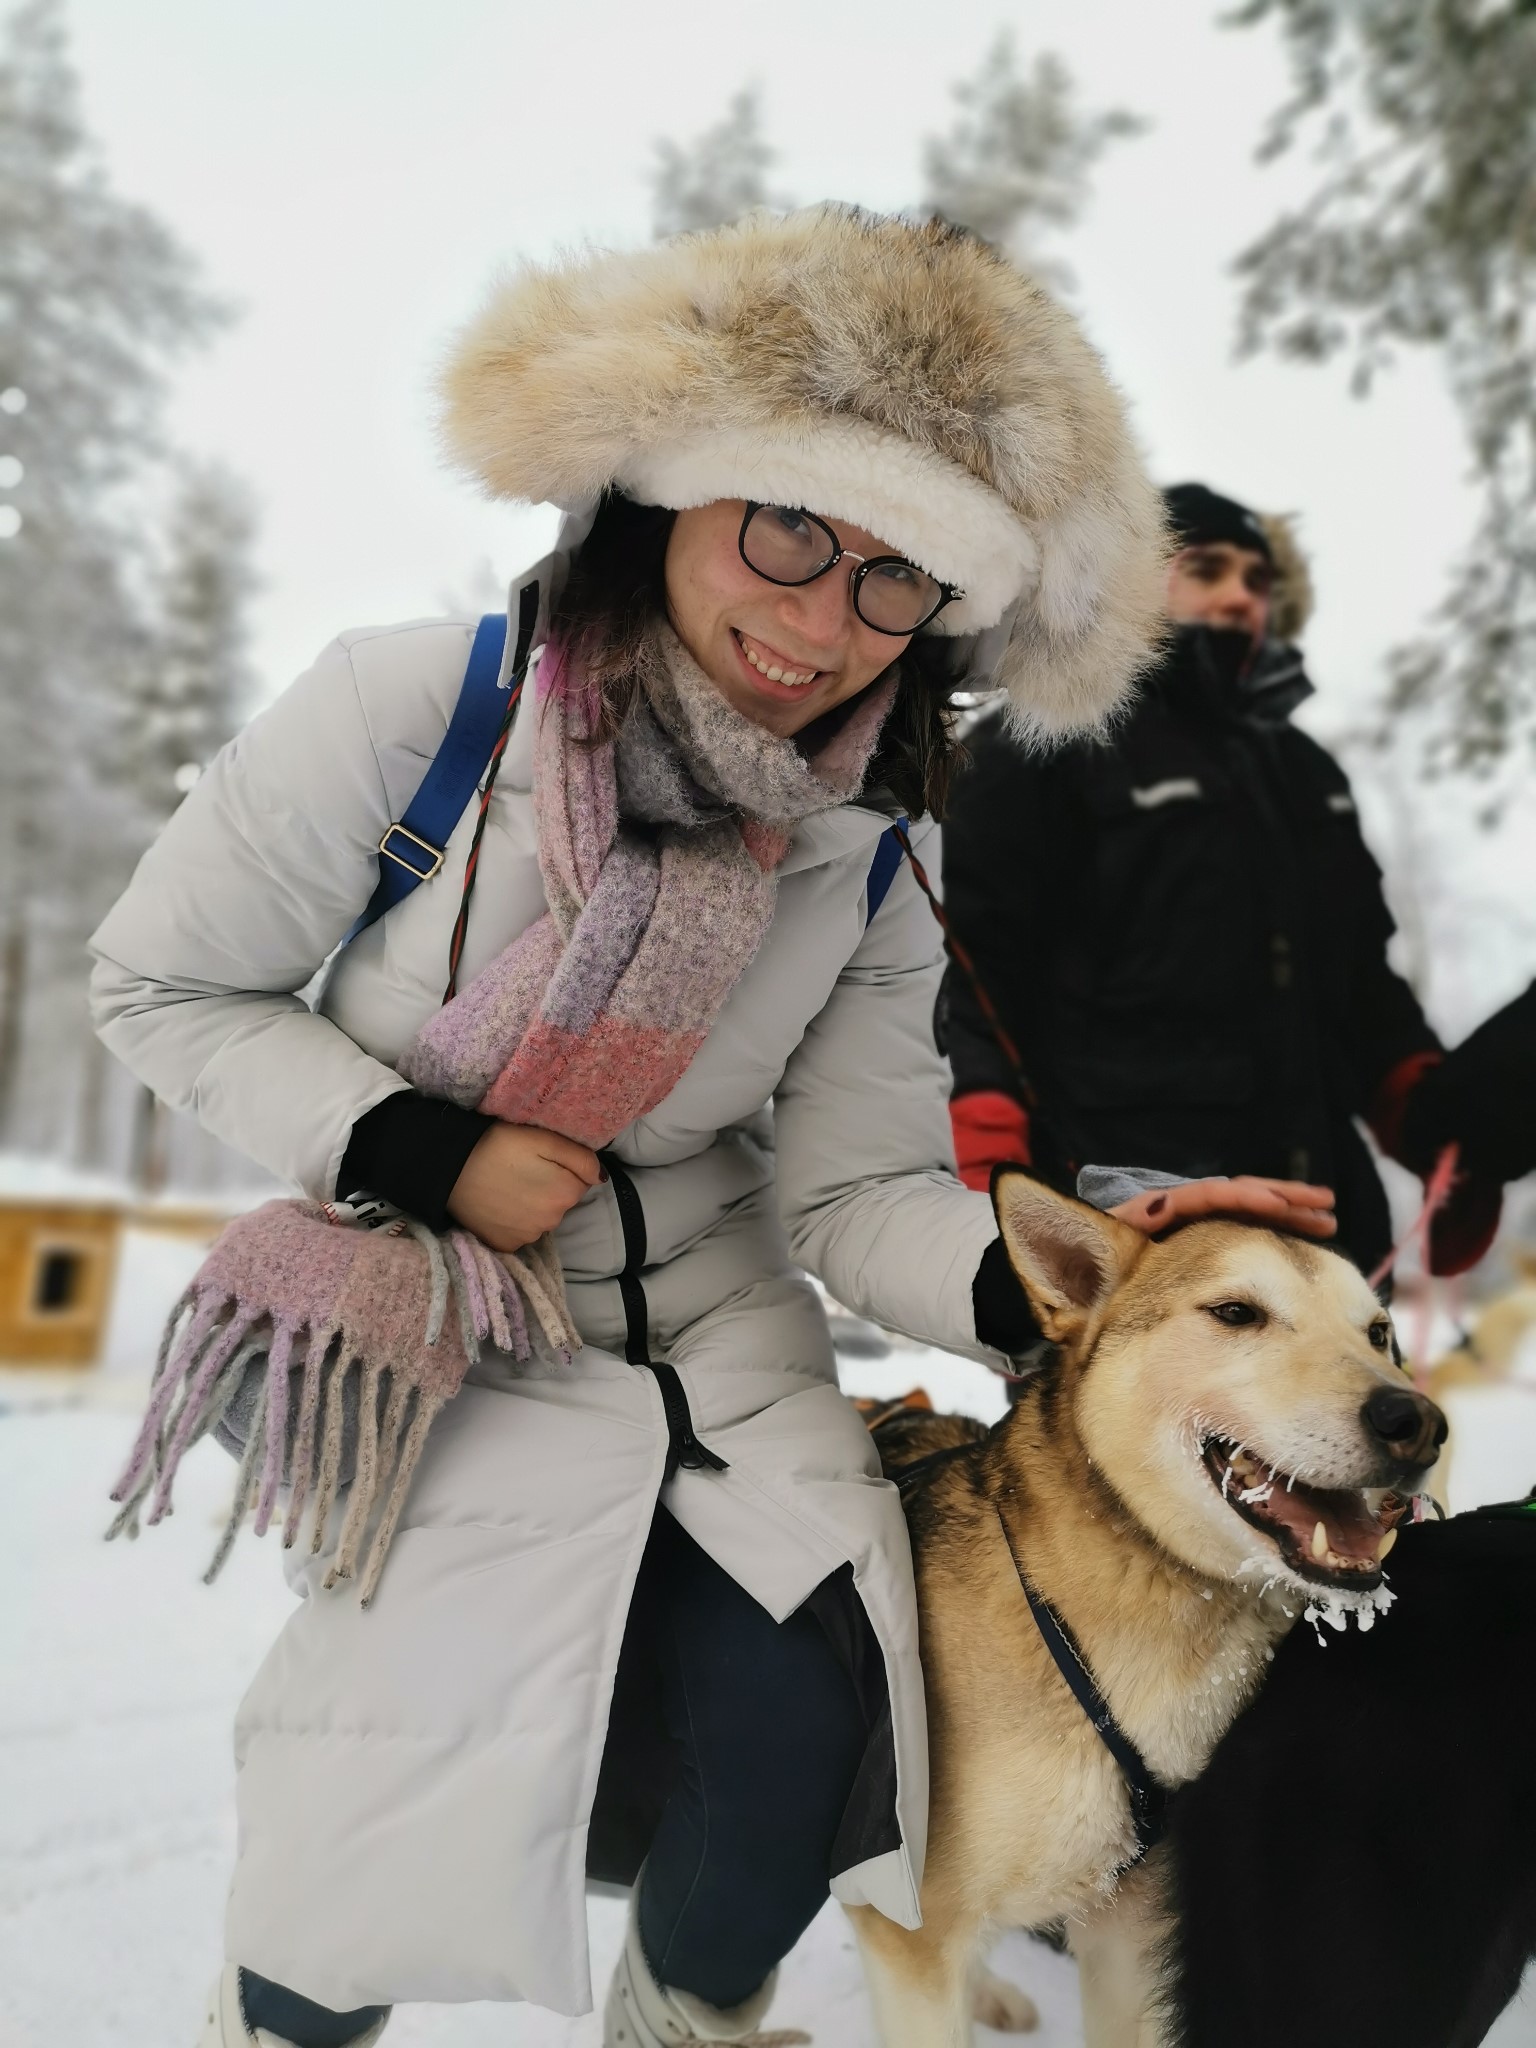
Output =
[{"x1": 737, "y1": 502, "x2": 962, "y2": 637}]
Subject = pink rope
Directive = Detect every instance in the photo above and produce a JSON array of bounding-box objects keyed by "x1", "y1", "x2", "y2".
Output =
[
  {"x1": 1366, "y1": 1144, "x2": 1462, "y2": 1391},
  {"x1": 1368, "y1": 1143, "x2": 1461, "y2": 1292}
]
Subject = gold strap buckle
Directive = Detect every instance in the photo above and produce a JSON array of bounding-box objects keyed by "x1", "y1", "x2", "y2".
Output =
[{"x1": 378, "y1": 823, "x2": 445, "y2": 881}]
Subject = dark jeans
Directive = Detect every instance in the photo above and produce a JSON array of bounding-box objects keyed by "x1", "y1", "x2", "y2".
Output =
[{"x1": 240, "y1": 1507, "x2": 866, "y2": 2041}]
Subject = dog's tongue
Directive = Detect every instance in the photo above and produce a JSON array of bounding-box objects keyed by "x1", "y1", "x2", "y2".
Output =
[{"x1": 1260, "y1": 1478, "x2": 1383, "y2": 1566}]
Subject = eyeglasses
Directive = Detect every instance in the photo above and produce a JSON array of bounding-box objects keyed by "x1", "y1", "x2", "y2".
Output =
[{"x1": 737, "y1": 503, "x2": 961, "y2": 637}]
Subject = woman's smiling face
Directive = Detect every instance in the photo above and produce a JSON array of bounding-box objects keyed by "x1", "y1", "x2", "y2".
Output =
[{"x1": 664, "y1": 499, "x2": 913, "y2": 737}]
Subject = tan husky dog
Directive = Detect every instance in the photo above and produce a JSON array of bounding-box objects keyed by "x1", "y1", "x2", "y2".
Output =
[{"x1": 851, "y1": 1170, "x2": 1446, "y2": 2048}]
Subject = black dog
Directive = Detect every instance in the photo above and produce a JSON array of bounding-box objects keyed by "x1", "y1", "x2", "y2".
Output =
[{"x1": 1163, "y1": 1500, "x2": 1536, "y2": 2047}]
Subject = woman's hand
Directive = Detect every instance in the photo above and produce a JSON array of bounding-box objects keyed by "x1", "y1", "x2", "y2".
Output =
[
  {"x1": 1110, "y1": 1175, "x2": 1338, "y2": 1241},
  {"x1": 447, "y1": 1124, "x2": 604, "y2": 1252}
]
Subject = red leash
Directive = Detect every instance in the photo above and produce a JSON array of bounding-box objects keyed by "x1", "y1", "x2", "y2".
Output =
[{"x1": 892, "y1": 821, "x2": 1040, "y2": 1116}]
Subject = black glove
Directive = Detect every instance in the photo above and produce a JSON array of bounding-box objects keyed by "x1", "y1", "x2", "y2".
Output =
[
  {"x1": 1403, "y1": 979, "x2": 1536, "y2": 1186},
  {"x1": 336, "y1": 1090, "x2": 495, "y2": 1230}
]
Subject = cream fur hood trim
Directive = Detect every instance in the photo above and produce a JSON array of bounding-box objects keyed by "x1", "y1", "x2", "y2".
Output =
[
  {"x1": 439, "y1": 205, "x2": 1167, "y2": 738},
  {"x1": 1259, "y1": 511, "x2": 1315, "y2": 643}
]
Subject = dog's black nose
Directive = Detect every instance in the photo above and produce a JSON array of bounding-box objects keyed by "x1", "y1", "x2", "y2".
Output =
[{"x1": 1362, "y1": 1385, "x2": 1448, "y2": 1471}]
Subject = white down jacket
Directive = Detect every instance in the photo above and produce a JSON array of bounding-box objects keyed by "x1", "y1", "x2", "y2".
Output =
[{"x1": 88, "y1": 583, "x2": 1007, "y2": 2016}]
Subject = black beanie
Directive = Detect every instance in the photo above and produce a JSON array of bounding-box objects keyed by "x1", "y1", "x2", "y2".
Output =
[{"x1": 1162, "y1": 482, "x2": 1272, "y2": 561}]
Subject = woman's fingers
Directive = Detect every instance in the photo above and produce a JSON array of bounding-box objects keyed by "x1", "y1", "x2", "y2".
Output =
[
  {"x1": 1111, "y1": 1175, "x2": 1338, "y2": 1239},
  {"x1": 447, "y1": 1124, "x2": 602, "y2": 1248},
  {"x1": 534, "y1": 1132, "x2": 605, "y2": 1187},
  {"x1": 1231, "y1": 1177, "x2": 1335, "y2": 1210},
  {"x1": 1220, "y1": 1177, "x2": 1338, "y2": 1236}
]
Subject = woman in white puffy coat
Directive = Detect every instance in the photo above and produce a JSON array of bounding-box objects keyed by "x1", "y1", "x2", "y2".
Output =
[{"x1": 90, "y1": 209, "x2": 1307, "y2": 2048}]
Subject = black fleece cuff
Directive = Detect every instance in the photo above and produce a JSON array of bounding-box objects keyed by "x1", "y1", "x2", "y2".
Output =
[
  {"x1": 972, "y1": 1235, "x2": 1042, "y2": 1357},
  {"x1": 337, "y1": 1089, "x2": 495, "y2": 1232}
]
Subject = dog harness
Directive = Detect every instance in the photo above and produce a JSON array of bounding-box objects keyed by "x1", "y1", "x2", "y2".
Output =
[
  {"x1": 992, "y1": 1504, "x2": 1169, "y2": 1862},
  {"x1": 889, "y1": 1437, "x2": 1170, "y2": 1866}
]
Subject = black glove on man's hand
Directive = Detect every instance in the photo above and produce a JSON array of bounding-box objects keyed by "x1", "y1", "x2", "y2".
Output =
[{"x1": 1404, "y1": 979, "x2": 1536, "y2": 1186}]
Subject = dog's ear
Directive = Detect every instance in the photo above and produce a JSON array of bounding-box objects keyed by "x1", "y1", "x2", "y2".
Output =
[{"x1": 992, "y1": 1169, "x2": 1146, "y2": 1344}]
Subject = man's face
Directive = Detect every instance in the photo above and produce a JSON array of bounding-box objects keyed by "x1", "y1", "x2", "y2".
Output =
[{"x1": 1165, "y1": 542, "x2": 1273, "y2": 641}]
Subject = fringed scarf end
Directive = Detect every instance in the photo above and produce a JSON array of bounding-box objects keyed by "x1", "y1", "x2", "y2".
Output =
[
  {"x1": 110, "y1": 1197, "x2": 580, "y2": 1604},
  {"x1": 106, "y1": 1289, "x2": 263, "y2": 1541}
]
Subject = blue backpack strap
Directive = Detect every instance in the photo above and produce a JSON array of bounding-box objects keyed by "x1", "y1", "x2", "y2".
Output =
[
  {"x1": 863, "y1": 818, "x2": 909, "y2": 925},
  {"x1": 347, "y1": 593, "x2": 533, "y2": 943}
]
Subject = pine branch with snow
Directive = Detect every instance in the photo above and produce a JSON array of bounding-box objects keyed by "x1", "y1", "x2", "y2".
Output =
[
  {"x1": 919, "y1": 37, "x2": 1145, "y2": 289},
  {"x1": 649, "y1": 85, "x2": 785, "y2": 239},
  {"x1": 1230, "y1": 0, "x2": 1536, "y2": 778}
]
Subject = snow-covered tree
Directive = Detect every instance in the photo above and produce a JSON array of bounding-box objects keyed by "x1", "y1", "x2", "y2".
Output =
[
  {"x1": 647, "y1": 53, "x2": 1138, "y2": 290},
  {"x1": 112, "y1": 460, "x2": 257, "y2": 1192},
  {"x1": 919, "y1": 36, "x2": 1144, "y2": 287},
  {"x1": 1230, "y1": 0, "x2": 1536, "y2": 775},
  {"x1": 119, "y1": 461, "x2": 257, "y2": 826},
  {"x1": 650, "y1": 85, "x2": 782, "y2": 239},
  {"x1": 0, "y1": 0, "x2": 224, "y2": 1143}
]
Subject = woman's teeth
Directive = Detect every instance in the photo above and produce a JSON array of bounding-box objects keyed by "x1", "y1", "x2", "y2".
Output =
[{"x1": 740, "y1": 638, "x2": 817, "y2": 687}]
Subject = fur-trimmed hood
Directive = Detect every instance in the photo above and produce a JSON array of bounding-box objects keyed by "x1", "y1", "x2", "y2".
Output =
[
  {"x1": 438, "y1": 205, "x2": 1167, "y2": 738},
  {"x1": 1258, "y1": 512, "x2": 1314, "y2": 643}
]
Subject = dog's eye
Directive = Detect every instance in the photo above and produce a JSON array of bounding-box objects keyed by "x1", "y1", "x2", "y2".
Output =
[
  {"x1": 1367, "y1": 1322, "x2": 1391, "y2": 1351},
  {"x1": 1206, "y1": 1301, "x2": 1263, "y2": 1328}
]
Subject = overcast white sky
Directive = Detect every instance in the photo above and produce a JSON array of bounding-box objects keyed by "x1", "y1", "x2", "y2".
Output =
[{"x1": 60, "y1": 0, "x2": 1535, "y2": 1033}]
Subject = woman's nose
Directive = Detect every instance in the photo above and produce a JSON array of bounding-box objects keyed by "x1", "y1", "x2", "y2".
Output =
[{"x1": 777, "y1": 565, "x2": 857, "y2": 648}]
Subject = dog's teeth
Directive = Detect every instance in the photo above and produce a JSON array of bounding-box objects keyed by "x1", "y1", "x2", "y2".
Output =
[
  {"x1": 1377, "y1": 1529, "x2": 1398, "y2": 1560},
  {"x1": 1311, "y1": 1521, "x2": 1329, "y2": 1559}
]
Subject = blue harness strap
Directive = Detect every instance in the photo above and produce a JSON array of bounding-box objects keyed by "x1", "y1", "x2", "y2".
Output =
[
  {"x1": 347, "y1": 593, "x2": 535, "y2": 943},
  {"x1": 864, "y1": 818, "x2": 908, "y2": 924}
]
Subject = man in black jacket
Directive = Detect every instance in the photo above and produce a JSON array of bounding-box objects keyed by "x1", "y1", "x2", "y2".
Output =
[{"x1": 941, "y1": 481, "x2": 1534, "y2": 1280}]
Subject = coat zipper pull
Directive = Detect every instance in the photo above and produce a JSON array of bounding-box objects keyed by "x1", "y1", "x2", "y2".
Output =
[
  {"x1": 677, "y1": 1429, "x2": 730, "y2": 1476},
  {"x1": 648, "y1": 1359, "x2": 730, "y2": 1483}
]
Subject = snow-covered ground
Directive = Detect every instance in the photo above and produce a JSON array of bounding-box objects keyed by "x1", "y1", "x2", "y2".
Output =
[{"x1": 4, "y1": 1246, "x2": 1536, "y2": 2048}]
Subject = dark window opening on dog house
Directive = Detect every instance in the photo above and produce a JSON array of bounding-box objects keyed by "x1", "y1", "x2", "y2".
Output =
[{"x1": 33, "y1": 1249, "x2": 84, "y2": 1314}]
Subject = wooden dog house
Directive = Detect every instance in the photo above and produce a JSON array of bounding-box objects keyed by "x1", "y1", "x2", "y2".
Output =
[
  {"x1": 0, "y1": 1192, "x2": 123, "y2": 1367},
  {"x1": 0, "y1": 1153, "x2": 241, "y2": 1370}
]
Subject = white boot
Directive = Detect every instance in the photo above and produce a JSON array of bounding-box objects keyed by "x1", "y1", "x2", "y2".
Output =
[
  {"x1": 603, "y1": 1889, "x2": 790, "y2": 2047},
  {"x1": 198, "y1": 1964, "x2": 389, "y2": 2047}
]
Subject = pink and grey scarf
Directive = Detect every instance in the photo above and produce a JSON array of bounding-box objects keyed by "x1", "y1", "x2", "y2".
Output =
[{"x1": 109, "y1": 625, "x2": 895, "y2": 1602}]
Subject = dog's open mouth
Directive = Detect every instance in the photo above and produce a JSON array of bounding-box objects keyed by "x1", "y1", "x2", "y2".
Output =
[{"x1": 1202, "y1": 1437, "x2": 1408, "y2": 1590}]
